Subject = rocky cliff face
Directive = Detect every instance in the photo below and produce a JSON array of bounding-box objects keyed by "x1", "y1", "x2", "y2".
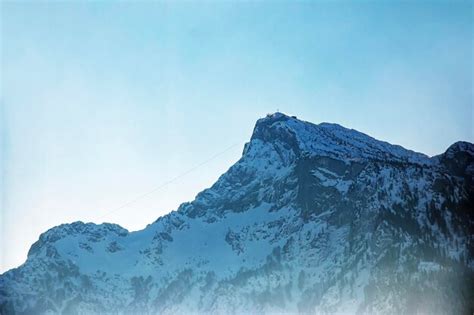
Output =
[{"x1": 1, "y1": 113, "x2": 473, "y2": 314}]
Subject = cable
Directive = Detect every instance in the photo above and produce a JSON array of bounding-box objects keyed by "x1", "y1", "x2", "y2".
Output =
[{"x1": 96, "y1": 141, "x2": 242, "y2": 221}]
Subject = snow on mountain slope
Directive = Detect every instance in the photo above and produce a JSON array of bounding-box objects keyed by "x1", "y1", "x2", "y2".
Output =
[{"x1": 1, "y1": 113, "x2": 473, "y2": 315}]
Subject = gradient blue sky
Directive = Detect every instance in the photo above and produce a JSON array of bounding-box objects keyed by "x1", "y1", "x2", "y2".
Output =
[{"x1": 1, "y1": 1, "x2": 472, "y2": 273}]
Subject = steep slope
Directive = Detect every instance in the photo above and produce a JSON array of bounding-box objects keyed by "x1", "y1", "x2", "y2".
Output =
[{"x1": 1, "y1": 113, "x2": 473, "y2": 315}]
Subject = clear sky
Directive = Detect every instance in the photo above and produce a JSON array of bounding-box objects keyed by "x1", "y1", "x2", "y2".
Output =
[{"x1": 1, "y1": 1, "x2": 472, "y2": 273}]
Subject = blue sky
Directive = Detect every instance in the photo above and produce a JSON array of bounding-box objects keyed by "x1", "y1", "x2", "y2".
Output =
[{"x1": 1, "y1": 1, "x2": 472, "y2": 272}]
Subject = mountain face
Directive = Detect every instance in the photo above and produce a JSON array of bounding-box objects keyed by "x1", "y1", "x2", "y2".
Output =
[{"x1": 1, "y1": 113, "x2": 473, "y2": 315}]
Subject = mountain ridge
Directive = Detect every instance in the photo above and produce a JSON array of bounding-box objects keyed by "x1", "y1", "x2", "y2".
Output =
[
  {"x1": 26, "y1": 113, "x2": 470, "y2": 241},
  {"x1": 249, "y1": 113, "x2": 432, "y2": 165},
  {"x1": 1, "y1": 113, "x2": 473, "y2": 314}
]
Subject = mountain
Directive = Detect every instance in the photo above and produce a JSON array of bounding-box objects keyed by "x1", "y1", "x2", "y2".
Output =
[{"x1": 1, "y1": 113, "x2": 473, "y2": 314}]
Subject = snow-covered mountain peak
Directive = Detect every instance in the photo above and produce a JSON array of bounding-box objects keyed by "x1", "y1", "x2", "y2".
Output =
[
  {"x1": 27, "y1": 222, "x2": 129, "y2": 259},
  {"x1": 435, "y1": 141, "x2": 474, "y2": 181},
  {"x1": 443, "y1": 141, "x2": 474, "y2": 158},
  {"x1": 1, "y1": 113, "x2": 473, "y2": 315},
  {"x1": 248, "y1": 112, "x2": 431, "y2": 165}
]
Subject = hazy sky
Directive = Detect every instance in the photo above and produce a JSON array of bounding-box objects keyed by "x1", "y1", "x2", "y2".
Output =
[{"x1": 1, "y1": 1, "x2": 472, "y2": 273}]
